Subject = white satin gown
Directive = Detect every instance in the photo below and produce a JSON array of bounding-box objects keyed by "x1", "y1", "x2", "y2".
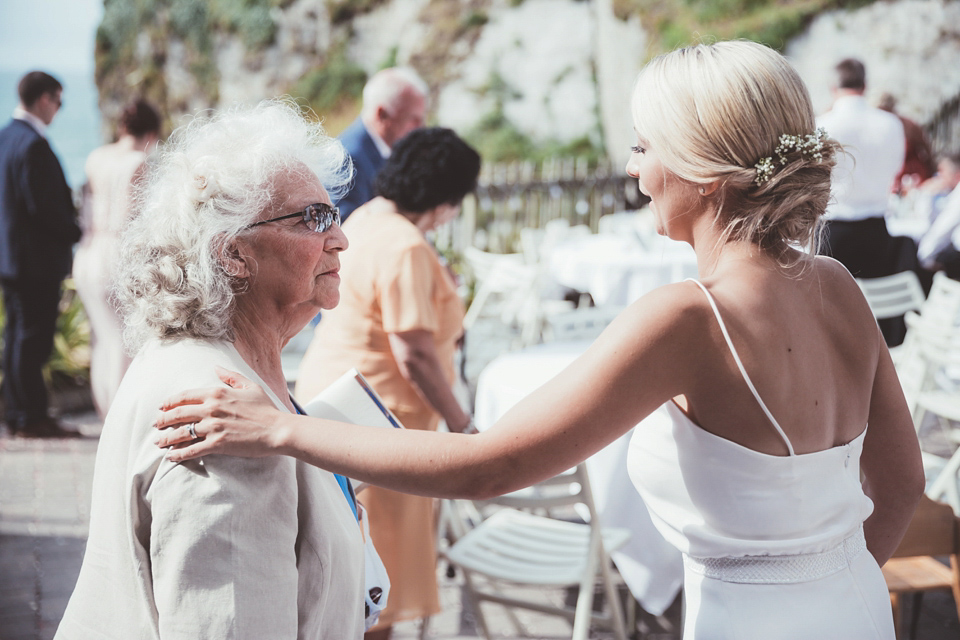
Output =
[{"x1": 628, "y1": 280, "x2": 895, "y2": 639}]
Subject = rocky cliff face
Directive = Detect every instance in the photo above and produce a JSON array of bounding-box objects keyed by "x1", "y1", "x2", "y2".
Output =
[
  {"x1": 787, "y1": 0, "x2": 960, "y2": 127},
  {"x1": 96, "y1": 0, "x2": 959, "y2": 159}
]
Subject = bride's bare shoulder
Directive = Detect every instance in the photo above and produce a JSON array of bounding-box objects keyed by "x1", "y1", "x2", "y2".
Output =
[{"x1": 607, "y1": 280, "x2": 717, "y2": 340}]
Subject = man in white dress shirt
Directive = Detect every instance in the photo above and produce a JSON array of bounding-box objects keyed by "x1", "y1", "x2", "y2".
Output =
[{"x1": 817, "y1": 58, "x2": 905, "y2": 279}]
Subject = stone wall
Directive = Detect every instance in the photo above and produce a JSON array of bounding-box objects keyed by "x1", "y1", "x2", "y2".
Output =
[{"x1": 96, "y1": 0, "x2": 960, "y2": 157}]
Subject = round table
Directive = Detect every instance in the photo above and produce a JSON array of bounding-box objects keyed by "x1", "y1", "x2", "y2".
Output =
[
  {"x1": 474, "y1": 340, "x2": 683, "y2": 616},
  {"x1": 548, "y1": 233, "x2": 698, "y2": 306}
]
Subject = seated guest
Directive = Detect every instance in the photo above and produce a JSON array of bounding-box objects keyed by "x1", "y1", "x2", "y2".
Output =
[
  {"x1": 917, "y1": 181, "x2": 960, "y2": 279},
  {"x1": 55, "y1": 100, "x2": 367, "y2": 639},
  {"x1": 916, "y1": 152, "x2": 960, "y2": 225},
  {"x1": 295, "y1": 127, "x2": 480, "y2": 640}
]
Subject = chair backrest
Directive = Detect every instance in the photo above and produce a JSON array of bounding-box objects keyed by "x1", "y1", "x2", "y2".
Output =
[
  {"x1": 892, "y1": 494, "x2": 959, "y2": 559},
  {"x1": 856, "y1": 271, "x2": 926, "y2": 320},
  {"x1": 485, "y1": 463, "x2": 601, "y2": 521},
  {"x1": 519, "y1": 227, "x2": 546, "y2": 264},
  {"x1": 920, "y1": 271, "x2": 960, "y2": 328}
]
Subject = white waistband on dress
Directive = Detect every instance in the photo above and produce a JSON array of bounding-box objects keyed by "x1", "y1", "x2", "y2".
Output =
[{"x1": 683, "y1": 526, "x2": 867, "y2": 585}]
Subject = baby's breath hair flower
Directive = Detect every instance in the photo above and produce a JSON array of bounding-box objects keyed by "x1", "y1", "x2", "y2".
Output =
[
  {"x1": 754, "y1": 157, "x2": 775, "y2": 185},
  {"x1": 753, "y1": 127, "x2": 828, "y2": 185}
]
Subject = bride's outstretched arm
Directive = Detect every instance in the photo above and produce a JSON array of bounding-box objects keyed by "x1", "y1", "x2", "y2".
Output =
[{"x1": 154, "y1": 284, "x2": 702, "y2": 499}]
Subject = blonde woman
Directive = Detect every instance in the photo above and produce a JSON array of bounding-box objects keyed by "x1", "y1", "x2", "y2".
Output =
[{"x1": 156, "y1": 42, "x2": 923, "y2": 639}]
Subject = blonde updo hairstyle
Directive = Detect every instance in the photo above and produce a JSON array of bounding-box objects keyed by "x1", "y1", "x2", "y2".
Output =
[
  {"x1": 115, "y1": 98, "x2": 351, "y2": 353},
  {"x1": 631, "y1": 40, "x2": 841, "y2": 257}
]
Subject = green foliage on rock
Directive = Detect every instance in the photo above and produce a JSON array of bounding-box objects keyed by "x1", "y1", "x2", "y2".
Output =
[
  {"x1": 612, "y1": 0, "x2": 880, "y2": 53},
  {"x1": 0, "y1": 280, "x2": 91, "y2": 391},
  {"x1": 326, "y1": 0, "x2": 388, "y2": 24},
  {"x1": 212, "y1": 0, "x2": 279, "y2": 49},
  {"x1": 96, "y1": 0, "x2": 285, "y2": 133},
  {"x1": 47, "y1": 281, "x2": 92, "y2": 385},
  {"x1": 462, "y1": 10, "x2": 490, "y2": 29},
  {"x1": 465, "y1": 71, "x2": 605, "y2": 163},
  {"x1": 290, "y1": 45, "x2": 368, "y2": 117}
]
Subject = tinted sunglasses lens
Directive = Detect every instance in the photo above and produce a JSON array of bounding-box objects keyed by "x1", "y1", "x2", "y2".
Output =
[{"x1": 305, "y1": 204, "x2": 340, "y2": 232}]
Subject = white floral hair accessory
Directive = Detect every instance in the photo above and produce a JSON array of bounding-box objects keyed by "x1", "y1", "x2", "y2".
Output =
[
  {"x1": 754, "y1": 127, "x2": 828, "y2": 186},
  {"x1": 190, "y1": 158, "x2": 222, "y2": 205}
]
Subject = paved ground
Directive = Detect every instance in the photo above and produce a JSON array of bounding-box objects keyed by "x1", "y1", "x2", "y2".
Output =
[{"x1": 1, "y1": 316, "x2": 959, "y2": 638}]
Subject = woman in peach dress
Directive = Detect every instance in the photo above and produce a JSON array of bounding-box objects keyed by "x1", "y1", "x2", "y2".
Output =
[{"x1": 295, "y1": 127, "x2": 481, "y2": 639}]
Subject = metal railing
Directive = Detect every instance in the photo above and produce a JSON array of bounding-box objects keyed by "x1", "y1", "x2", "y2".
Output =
[
  {"x1": 434, "y1": 157, "x2": 646, "y2": 254},
  {"x1": 436, "y1": 87, "x2": 960, "y2": 258}
]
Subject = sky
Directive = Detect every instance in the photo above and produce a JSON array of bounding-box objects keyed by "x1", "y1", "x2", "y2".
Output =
[
  {"x1": 0, "y1": 0, "x2": 103, "y2": 75},
  {"x1": 0, "y1": 0, "x2": 105, "y2": 187}
]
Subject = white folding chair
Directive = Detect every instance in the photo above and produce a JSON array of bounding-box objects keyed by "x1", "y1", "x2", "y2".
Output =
[
  {"x1": 920, "y1": 272, "x2": 960, "y2": 326},
  {"x1": 856, "y1": 271, "x2": 926, "y2": 320},
  {"x1": 462, "y1": 246, "x2": 538, "y2": 330},
  {"x1": 442, "y1": 464, "x2": 630, "y2": 640}
]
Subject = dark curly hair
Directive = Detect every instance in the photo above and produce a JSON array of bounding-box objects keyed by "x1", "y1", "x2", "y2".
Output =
[{"x1": 375, "y1": 127, "x2": 481, "y2": 213}]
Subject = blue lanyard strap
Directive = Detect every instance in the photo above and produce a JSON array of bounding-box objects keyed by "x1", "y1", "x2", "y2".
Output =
[{"x1": 292, "y1": 398, "x2": 358, "y2": 521}]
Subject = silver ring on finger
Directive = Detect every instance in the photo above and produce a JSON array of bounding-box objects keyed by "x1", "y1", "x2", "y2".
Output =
[{"x1": 187, "y1": 423, "x2": 199, "y2": 440}]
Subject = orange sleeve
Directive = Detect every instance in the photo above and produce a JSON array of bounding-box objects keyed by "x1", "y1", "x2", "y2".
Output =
[{"x1": 379, "y1": 243, "x2": 438, "y2": 334}]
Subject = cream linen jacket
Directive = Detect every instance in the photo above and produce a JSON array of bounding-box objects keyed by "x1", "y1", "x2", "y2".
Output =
[{"x1": 55, "y1": 338, "x2": 365, "y2": 639}]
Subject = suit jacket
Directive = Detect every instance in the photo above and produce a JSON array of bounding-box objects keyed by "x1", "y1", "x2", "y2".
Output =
[
  {"x1": 0, "y1": 119, "x2": 81, "y2": 282},
  {"x1": 337, "y1": 118, "x2": 386, "y2": 222},
  {"x1": 55, "y1": 338, "x2": 366, "y2": 640}
]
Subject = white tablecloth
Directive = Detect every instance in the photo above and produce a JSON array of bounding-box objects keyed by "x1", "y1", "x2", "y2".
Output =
[
  {"x1": 474, "y1": 340, "x2": 683, "y2": 615},
  {"x1": 548, "y1": 233, "x2": 698, "y2": 306}
]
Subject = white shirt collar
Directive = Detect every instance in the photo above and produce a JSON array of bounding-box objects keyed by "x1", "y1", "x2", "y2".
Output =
[
  {"x1": 365, "y1": 123, "x2": 392, "y2": 159},
  {"x1": 13, "y1": 106, "x2": 47, "y2": 137},
  {"x1": 830, "y1": 94, "x2": 867, "y2": 112}
]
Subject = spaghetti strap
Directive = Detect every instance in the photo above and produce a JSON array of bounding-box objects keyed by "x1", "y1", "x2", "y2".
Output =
[{"x1": 685, "y1": 279, "x2": 796, "y2": 456}]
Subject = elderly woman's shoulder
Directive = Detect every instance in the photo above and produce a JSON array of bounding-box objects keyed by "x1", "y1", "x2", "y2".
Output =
[
  {"x1": 135, "y1": 337, "x2": 236, "y2": 367},
  {"x1": 103, "y1": 338, "x2": 282, "y2": 473},
  {"x1": 120, "y1": 339, "x2": 246, "y2": 402}
]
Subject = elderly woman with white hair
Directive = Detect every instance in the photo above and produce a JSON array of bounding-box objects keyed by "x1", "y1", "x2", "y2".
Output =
[{"x1": 55, "y1": 100, "x2": 366, "y2": 639}]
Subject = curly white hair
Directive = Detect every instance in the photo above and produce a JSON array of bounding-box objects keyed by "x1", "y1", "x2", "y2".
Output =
[{"x1": 114, "y1": 98, "x2": 351, "y2": 353}]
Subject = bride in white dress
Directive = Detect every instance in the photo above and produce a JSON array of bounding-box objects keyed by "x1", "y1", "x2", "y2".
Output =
[{"x1": 154, "y1": 41, "x2": 924, "y2": 639}]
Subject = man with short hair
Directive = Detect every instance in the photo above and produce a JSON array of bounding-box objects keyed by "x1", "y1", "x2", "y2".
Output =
[
  {"x1": 0, "y1": 71, "x2": 82, "y2": 437},
  {"x1": 336, "y1": 67, "x2": 428, "y2": 221},
  {"x1": 817, "y1": 58, "x2": 906, "y2": 279}
]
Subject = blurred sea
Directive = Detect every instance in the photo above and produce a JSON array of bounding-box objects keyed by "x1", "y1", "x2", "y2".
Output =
[{"x1": 0, "y1": 69, "x2": 103, "y2": 190}]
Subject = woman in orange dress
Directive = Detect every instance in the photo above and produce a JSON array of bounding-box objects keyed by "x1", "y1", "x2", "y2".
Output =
[{"x1": 295, "y1": 127, "x2": 481, "y2": 639}]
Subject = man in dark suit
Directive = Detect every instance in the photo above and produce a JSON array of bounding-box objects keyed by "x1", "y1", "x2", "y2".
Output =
[
  {"x1": 0, "y1": 71, "x2": 82, "y2": 437},
  {"x1": 337, "y1": 67, "x2": 427, "y2": 221}
]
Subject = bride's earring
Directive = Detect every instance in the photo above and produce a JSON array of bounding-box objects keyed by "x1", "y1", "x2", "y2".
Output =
[{"x1": 698, "y1": 186, "x2": 706, "y2": 195}]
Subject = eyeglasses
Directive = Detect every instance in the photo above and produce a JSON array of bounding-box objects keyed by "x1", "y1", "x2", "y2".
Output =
[{"x1": 247, "y1": 202, "x2": 340, "y2": 233}]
